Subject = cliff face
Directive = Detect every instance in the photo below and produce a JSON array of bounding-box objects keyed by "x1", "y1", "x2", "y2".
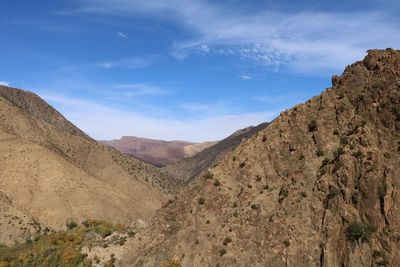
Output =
[{"x1": 121, "y1": 49, "x2": 400, "y2": 267}]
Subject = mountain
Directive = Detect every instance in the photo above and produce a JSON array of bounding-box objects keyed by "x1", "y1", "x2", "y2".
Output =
[
  {"x1": 163, "y1": 122, "x2": 268, "y2": 183},
  {"x1": 0, "y1": 85, "x2": 177, "y2": 245},
  {"x1": 120, "y1": 49, "x2": 400, "y2": 266},
  {"x1": 101, "y1": 136, "x2": 216, "y2": 167}
]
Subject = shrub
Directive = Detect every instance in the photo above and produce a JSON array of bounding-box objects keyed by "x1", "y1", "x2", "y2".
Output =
[
  {"x1": 333, "y1": 147, "x2": 344, "y2": 158},
  {"x1": 94, "y1": 224, "x2": 113, "y2": 238},
  {"x1": 327, "y1": 186, "x2": 340, "y2": 199},
  {"x1": 262, "y1": 134, "x2": 267, "y2": 142},
  {"x1": 213, "y1": 179, "x2": 221, "y2": 187},
  {"x1": 340, "y1": 136, "x2": 348, "y2": 145},
  {"x1": 219, "y1": 248, "x2": 226, "y2": 256},
  {"x1": 283, "y1": 240, "x2": 290, "y2": 247},
  {"x1": 346, "y1": 222, "x2": 376, "y2": 242},
  {"x1": 66, "y1": 220, "x2": 78, "y2": 230},
  {"x1": 239, "y1": 162, "x2": 246, "y2": 168},
  {"x1": 308, "y1": 120, "x2": 318, "y2": 132},
  {"x1": 316, "y1": 148, "x2": 324, "y2": 157},
  {"x1": 223, "y1": 237, "x2": 232, "y2": 246},
  {"x1": 299, "y1": 153, "x2": 305, "y2": 160},
  {"x1": 255, "y1": 175, "x2": 262, "y2": 182},
  {"x1": 203, "y1": 171, "x2": 213, "y2": 180},
  {"x1": 250, "y1": 204, "x2": 258, "y2": 210},
  {"x1": 352, "y1": 150, "x2": 363, "y2": 158},
  {"x1": 198, "y1": 197, "x2": 205, "y2": 205},
  {"x1": 119, "y1": 236, "x2": 127, "y2": 246}
]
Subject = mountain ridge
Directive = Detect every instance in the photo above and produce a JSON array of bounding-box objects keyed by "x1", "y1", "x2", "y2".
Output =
[{"x1": 121, "y1": 49, "x2": 400, "y2": 266}]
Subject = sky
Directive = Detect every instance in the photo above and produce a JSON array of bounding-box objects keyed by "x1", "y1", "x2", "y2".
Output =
[{"x1": 0, "y1": 0, "x2": 399, "y2": 141}]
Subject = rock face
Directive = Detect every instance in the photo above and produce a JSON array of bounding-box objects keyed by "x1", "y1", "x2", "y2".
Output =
[
  {"x1": 101, "y1": 136, "x2": 216, "y2": 167},
  {"x1": 0, "y1": 86, "x2": 176, "y2": 244},
  {"x1": 163, "y1": 122, "x2": 268, "y2": 183},
  {"x1": 121, "y1": 49, "x2": 400, "y2": 267}
]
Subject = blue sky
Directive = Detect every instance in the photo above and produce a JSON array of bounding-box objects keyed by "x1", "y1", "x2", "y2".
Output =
[{"x1": 0, "y1": 0, "x2": 399, "y2": 141}]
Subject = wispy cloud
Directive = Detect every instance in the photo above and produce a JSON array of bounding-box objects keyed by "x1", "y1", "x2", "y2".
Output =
[
  {"x1": 76, "y1": 0, "x2": 400, "y2": 73},
  {"x1": 43, "y1": 94, "x2": 274, "y2": 141},
  {"x1": 0, "y1": 81, "x2": 10, "y2": 86},
  {"x1": 109, "y1": 83, "x2": 167, "y2": 98},
  {"x1": 239, "y1": 75, "x2": 251, "y2": 80},
  {"x1": 100, "y1": 55, "x2": 160, "y2": 69}
]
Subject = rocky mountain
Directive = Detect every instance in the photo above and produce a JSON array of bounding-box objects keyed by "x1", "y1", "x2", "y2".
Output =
[
  {"x1": 0, "y1": 86, "x2": 177, "y2": 246},
  {"x1": 101, "y1": 136, "x2": 216, "y2": 167},
  {"x1": 120, "y1": 49, "x2": 400, "y2": 267},
  {"x1": 163, "y1": 122, "x2": 268, "y2": 183}
]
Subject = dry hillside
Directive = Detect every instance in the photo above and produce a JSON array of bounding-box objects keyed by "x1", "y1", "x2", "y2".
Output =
[
  {"x1": 121, "y1": 49, "x2": 400, "y2": 267},
  {"x1": 0, "y1": 86, "x2": 178, "y2": 245},
  {"x1": 163, "y1": 122, "x2": 268, "y2": 183},
  {"x1": 101, "y1": 136, "x2": 216, "y2": 167}
]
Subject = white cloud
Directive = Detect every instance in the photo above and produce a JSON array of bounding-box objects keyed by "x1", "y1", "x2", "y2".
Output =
[
  {"x1": 43, "y1": 94, "x2": 275, "y2": 142},
  {"x1": 117, "y1": 32, "x2": 127, "y2": 38},
  {"x1": 78, "y1": 0, "x2": 400, "y2": 73},
  {"x1": 240, "y1": 75, "x2": 251, "y2": 80},
  {"x1": 0, "y1": 81, "x2": 10, "y2": 86}
]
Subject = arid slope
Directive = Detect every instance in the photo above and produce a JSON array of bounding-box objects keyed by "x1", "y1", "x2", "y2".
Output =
[
  {"x1": 121, "y1": 49, "x2": 400, "y2": 267},
  {"x1": 0, "y1": 86, "x2": 177, "y2": 245}
]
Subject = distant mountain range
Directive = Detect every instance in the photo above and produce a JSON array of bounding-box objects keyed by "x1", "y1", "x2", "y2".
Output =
[{"x1": 100, "y1": 136, "x2": 217, "y2": 167}]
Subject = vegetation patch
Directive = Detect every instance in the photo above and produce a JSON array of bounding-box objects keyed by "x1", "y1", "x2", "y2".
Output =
[
  {"x1": 0, "y1": 220, "x2": 133, "y2": 267},
  {"x1": 346, "y1": 221, "x2": 376, "y2": 242}
]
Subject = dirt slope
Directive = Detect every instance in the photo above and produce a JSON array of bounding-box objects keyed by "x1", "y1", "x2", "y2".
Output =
[
  {"x1": 0, "y1": 86, "x2": 177, "y2": 245},
  {"x1": 163, "y1": 122, "x2": 268, "y2": 183},
  {"x1": 101, "y1": 136, "x2": 216, "y2": 167},
  {"x1": 121, "y1": 49, "x2": 400, "y2": 267}
]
